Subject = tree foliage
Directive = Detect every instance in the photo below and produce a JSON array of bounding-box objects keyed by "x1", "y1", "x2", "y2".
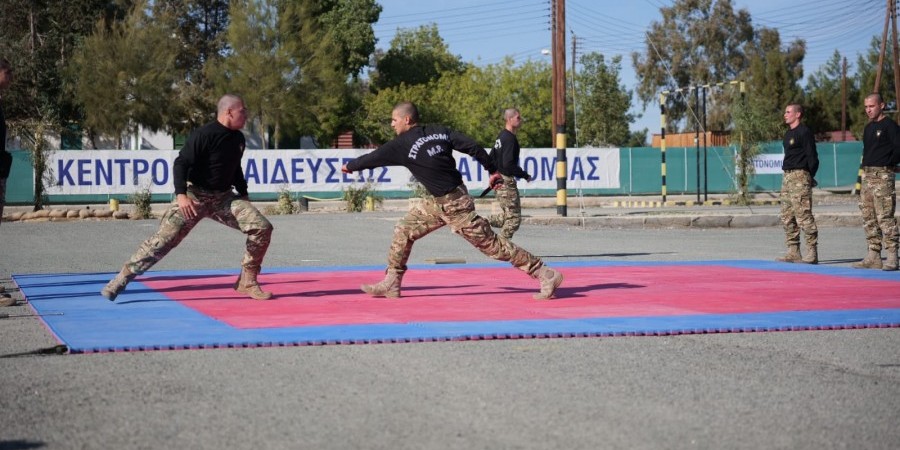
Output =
[
  {"x1": 359, "y1": 57, "x2": 553, "y2": 149},
  {"x1": 371, "y1": 24, "x2": 466, "y2": 91},
  {"x1": 70, "y1": 1, "x2": 181, "y2": 147},
  {"x1": 576, "y1": 53, "x2": 634, "y2": 147},
  {"x1": 804, "y1": 50, "x2": 859, "y2": 138},
  {"x1": 632, "y1": 0, "x2": 804, "y2": 133}
]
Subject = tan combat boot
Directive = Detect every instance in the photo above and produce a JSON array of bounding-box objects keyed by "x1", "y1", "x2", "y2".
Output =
[
  {"x1": 234, "y1": 267, "x2": 272, "y2": 300},
  {"x1": 776, "y1": 245, "x2": 803, "y2": 263},
  {"x1": 801, "y1": 244, "x2": 818, "y2": 264},
  {"x1": 851, "y1": 250, "x2": 883, "y2": 269},
  {"x1": 533, "y1": 266, "x2": 564, "y2": 300},
  {"x1": 883, "y1": 247, "x2": 898, "y2": 271},
  {"x1": 101, "y1": 265, "x2": 137, "y2": 301},
  {"x1": 361, "y1": 269, "x2": 403, "y2": 298}
]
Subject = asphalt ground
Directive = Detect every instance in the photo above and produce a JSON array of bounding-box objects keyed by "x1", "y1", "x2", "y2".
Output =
[{"x1": 1, "y1": 195, "x2": 899, "y2": 450}]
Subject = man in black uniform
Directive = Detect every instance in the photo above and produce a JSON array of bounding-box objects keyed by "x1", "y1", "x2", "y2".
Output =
[
  {"x1": 488, "y1": 108, "x2": 531, "y2": 239},
  {"x1": 0, "y1": 58, "x2": 14, "y2": 307},
  {"x1": 101, "y1": 94, "x2": 275, "y2": 301},
  {"x1": 776, "y1": 103, "x2": 819, "y2": 264},
  {"x1": 341, "y1": 102, "x2": 563, "y2": 300},
  {"x1": 853, "y1": 93, "x2": 900, "y2": 271}
]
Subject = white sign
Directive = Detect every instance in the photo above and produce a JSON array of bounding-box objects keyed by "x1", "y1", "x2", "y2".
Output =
[
  {"x1": 45, "y1": 147, "x2": 621, "y2": 195},
  {"x1": 750, "y1": 153, "x2": 784, "y2": 175}
]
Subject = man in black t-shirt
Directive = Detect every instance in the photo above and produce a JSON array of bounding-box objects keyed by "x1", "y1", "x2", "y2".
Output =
[
  {"x1": 342, "y1": 102, "x2": 563, "y2": 300},
  {"x1": 101, "y1": 94, "x2": 275, "y2": 301},
  {"x1": 853, "y1": 93, "x2": 900, "y2": 271},
  {"x1": 0, "y1": 58, "x2": 14, "y2": 307},
  {"x1": 776, "y1": 103, "x2": 819, "y2": 264},
  {"x1": 487, "y1": 108, "x2": 531, "y2": 239}
]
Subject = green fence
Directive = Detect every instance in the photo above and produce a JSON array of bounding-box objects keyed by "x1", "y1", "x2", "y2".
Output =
[{"x1": 3, "y1": 142, "x2": 864, "y2": 205}]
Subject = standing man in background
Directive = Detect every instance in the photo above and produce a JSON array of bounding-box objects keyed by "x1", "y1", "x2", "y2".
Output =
[
  {"x1": 342, "y1": 102, "x2": 563, "y2": 300},
  {"x1": 101, "y1": 94, "x2": 275, "y2": 301},
  {"x1": 488, "y1": 108, "x2": 531, "y2": 239},
  {"x1": 776, "y1": 103, "x2": 819, "y2": 264},
  {"x1": 853, "y1": 93, "x2": 900, "y2": 271},
  {"x1": 0, "y1": 58, "x2": 15, "y2": 307}
]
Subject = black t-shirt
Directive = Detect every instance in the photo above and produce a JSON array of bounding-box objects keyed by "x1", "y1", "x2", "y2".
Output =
[
  {"x1": 490, "y1": 129, "x2": 530, "y2": 180},
  {"x1": 0, "y1": 100, "x2": 11, "y2": 179},
  {"x1": 862, "y1": 116, "x2": 900, "y2": 167},
  {"x1": 173, "y1": 121, "x2": 248, "y2": 196},
  {"x1": 346, "y1": 124, "x2": 497, "y2": 197},
  {"x1": 782, "y1": 123, "x2": 818, "y2": 177}
]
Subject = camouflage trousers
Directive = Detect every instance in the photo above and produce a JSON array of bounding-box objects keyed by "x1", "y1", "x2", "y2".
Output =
[
  {"x1": 487, "y1": 175, "x2": 523, "y2": 239},
  {"x1": 779, "y1": 169, "x2": 817, "y2": 247},
  {"x1": 0, "y1": 176, "x2": 6, "y2": 226},
  {"x1": 858, "y1": 167, "x2": 898, "y2": 252},
  {"x1": 123, "y1": 186, "x2": 273, "y2": 276},
  {"x1": 386, "y1": 185, "x2": 543, "y2": 277}
]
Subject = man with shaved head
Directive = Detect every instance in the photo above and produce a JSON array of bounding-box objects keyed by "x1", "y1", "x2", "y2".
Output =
[
  {"x1": 101, "y1": 94, "x2": 275, "y2": 301},
  {"x1": 487, "y1": 107, "x2": 531, "y2": 239},
  {"x1": 853, "y1": 93, "x2": 900, "y2": 271},
  {"x1": 342, "y1": 102, "x2": 563, "y2": 300}
]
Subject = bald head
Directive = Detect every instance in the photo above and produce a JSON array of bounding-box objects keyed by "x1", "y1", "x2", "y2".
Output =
[{"x1": 216, "y1": 94, "x2": 248, "y2": 130}]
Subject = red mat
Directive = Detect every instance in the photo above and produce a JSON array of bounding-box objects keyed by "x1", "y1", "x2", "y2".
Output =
[{"x1": 140, "y1": 265, "x2": 900, "y2": 329}]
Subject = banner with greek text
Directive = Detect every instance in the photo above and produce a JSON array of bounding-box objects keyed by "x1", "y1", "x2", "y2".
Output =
[
  {"x1": 45, "y1": 147, "x2": 620, "y2": 195},
  {"x1": 750, "y1": 153, "x2": 784, "y2": 175}
]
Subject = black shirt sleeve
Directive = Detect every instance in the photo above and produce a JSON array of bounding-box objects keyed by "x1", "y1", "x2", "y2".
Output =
[{"x1": 450, "y1": 130, "x2": 497, "y2": 174}]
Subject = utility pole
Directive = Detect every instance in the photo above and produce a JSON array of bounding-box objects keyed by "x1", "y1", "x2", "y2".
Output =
[
  {"x1": 571, "y1": 31, "x2": 578, "y2": 149},
  {"x1": 551, "y1": 0, "x2": 567, "y2": 216},
  {"x1": 891, "y1": 0, "x2": 900, "y2": 119},
  {"x1": 875, "y1": 0, "x2": 890, "y2": 92}
]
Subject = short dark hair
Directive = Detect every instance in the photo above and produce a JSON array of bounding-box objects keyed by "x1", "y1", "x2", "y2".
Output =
[
  {"x1": 0, "y1": 58, "x2": 11, "y2": 72},
  {"x1": 866, "y1": 93, "x2": 885, "y2": 104},
  {"x1": 786, "y1": 103, "x2": 803, "y2": 115},
  {"x1": 393, "y1": 102, "x2": 420, "y2": 124}
]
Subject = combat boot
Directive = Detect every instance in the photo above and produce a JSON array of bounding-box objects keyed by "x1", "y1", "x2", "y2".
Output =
[
  {"x1": 101, "y1": 265, "x2": 137, "y2": 301},
  {"x1": 234, "y1": 267, "x2": 272, "y2": 300},
  {"x1": 533, "y1": 266, "x2": 564, "y2": 300},
  {"x1": 361, "y1": 269, "x2": 403, "y2": 298},
  {"x1": 801, "y1": 244, "x2": 818, "y2": 264},
  {"x1": 883, "y1": 247, "x2": 898, "y2": 271},
  {"x1": 851, "y1": 250, "x2": 883, "y2": 269},
  {"x1": 775, "y1": 245, "x2": 803, "y2": 263}
]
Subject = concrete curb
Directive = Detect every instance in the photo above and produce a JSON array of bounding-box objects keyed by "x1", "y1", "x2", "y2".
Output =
[{"x1": 524, "y1": 213, "x2": 862, "y2": 229}]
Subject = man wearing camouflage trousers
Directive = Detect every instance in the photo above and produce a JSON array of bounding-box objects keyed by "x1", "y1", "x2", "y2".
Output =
[
  {"x1": 488, "y1": 108, "x2": 531, "y2": 239},
  {"x1": 101, "y1": 94, "x2": 274, "y2": 301},
  {"x1": 776, "y1": 103, "x2": 819, "y2": 264},
  {"x1": 853, "y1": 93, "x2": 900, "y2": 271},
  {"x1": 341, "y1": 102, "x2": 563, "y2": 300}
]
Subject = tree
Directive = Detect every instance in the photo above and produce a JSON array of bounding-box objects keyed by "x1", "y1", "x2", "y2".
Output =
[
  {"x1": 805, "y1": 50, "x2": 859, "y2": 137},
  {"x1": 633, "y1": 0, "x2": 754, "y2": 131},
  {"x1": 371, "y1": 24, "x2": 466, "y2": 91},
  {"x1": 0, "y1": 0, "x2": 126, "y2": 140},
  {"x1": 576, "y1": 53, "x2": 635, "y2": 147},
  {"x1": 742, "y1": 27, "x2": 804, "y2": 139},
  {"x1": 151, "y1": 0, "x2": 232, "y2": 134},
  {"x1": 316, "y1": 0, "x2": 382, "y2": 78},
  {"x1": 358, "y1": 58, "x2": 553, "y2": 148},
  {"x1": 70, "y1": 1, "x2": 181, "y2": 148}
]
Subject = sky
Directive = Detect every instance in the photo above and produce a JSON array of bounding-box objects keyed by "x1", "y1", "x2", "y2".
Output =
[{"x1": 371, "y1": 0, "x2": 881, "y2": 134}]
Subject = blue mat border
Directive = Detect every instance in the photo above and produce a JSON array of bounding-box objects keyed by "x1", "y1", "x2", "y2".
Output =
[{"x1": 15, "y1": 260, "x2": 900, "y2": 353}]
